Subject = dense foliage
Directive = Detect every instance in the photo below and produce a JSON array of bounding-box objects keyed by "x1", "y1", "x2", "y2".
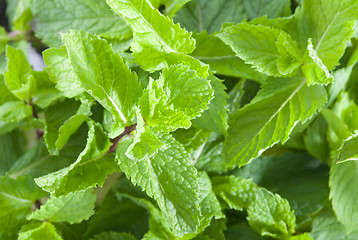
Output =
[{"x1": 0, "y1": 0, "x2": 358, "y2": 239}]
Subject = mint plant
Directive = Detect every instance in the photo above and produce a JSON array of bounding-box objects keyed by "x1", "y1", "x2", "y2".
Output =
[{"x1": 1, "y1": 0, "x2": 358, "y2": 239}]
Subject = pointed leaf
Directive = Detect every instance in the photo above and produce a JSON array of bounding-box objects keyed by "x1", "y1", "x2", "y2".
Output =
[
  {"x1": 174, "y1": 0, "x2": 291, "y2": 34},
  {"x1": 44, "y1": 99, "x2": 88, "y2": 155},
  {"x1": 116, "y1": 130, "x2": 200, "y2": 236},
  {"x1": 0, "y1": 175, "x2": 46, "y2": 239},
  {"x1": 301, "y1": 39, "x2": 334, "y2": 85},
  {"x1": 90, "y1": 232, "x2": 137, "y2": 240},
  {"x1": 62, "y1": 30, "x2": 142, "y2": 138},
  {"x1": 33, "y1": 0, "x2": 131, "y2": 47},
  {"x1": 106, "y1": 0, "x2": 208, "y2": 77},
  {"x1": 139, "y1": 64, "x2": 213, "y2": 132},
  {"x1": 0, "y1": 101, "x2": 32, "y2": 123},
  {"x1": 18, "y1": 222, "x2": 63, "y2": 240},
  {"x1": 330, "y1": 160, "x2": 358, "y2": 233},
  {"x1": 337, "y1": 132, "x2": 358, "y2": 162},
  {"x1": 43, "y1": 46, "x2": 85, "y2": 98},
  {"x1": 212, "y1": 175, "x2": 258, "y2": 211},
  {"x1": 192, "y1": 74, "x2": 228, "y2": 135},
  {"x1": 294, "y1": 0, "x2": 358, "y2": 70},
  {"x1": 5, "y1": 45, "x2": 35, "y2": 100},
  {"x1": 247, "y1": 188, "x2": 296, "y2": 239},
  {"x1": 225, "y1": 75, "x2": 327, "y2": 167},
  {"x1": 28, "y1": 189, "x2": 96, "y2": 224},
  {"x1": 190, "y1": 31, "x2": 267, "y2": 83},
  {"x1": 310, "y1": 210, "x2": 358, "y2": 240},
  {"x1": 217, "y1": 23, "x2": 302, "y2": 77},
  {"x1": 35, "y1": 121, "x2": 117, "y2": 196}
]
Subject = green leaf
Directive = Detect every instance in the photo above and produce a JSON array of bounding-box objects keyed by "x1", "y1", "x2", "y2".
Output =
[
  {"x1": 310, "y1": 209, "x2": 358, "y2": 240},
  {"x1": 5, "y1": 45, "x2": 35, "y2": 100},
  {"x1": 18, "y1": 222, "x2": 63, "y2": 240},
  {"x1": 233, "y1": 152, "x2": 330, "y2": 225},
  {"x1": 0, "y1": 130, "x2": 26, "y2": 175},
  {"x1": 33, "y1": 0, "x2": 132, "y2": 47},
  {"x1": 217, "y1": 23, "x2": 302, "y2": 77},
  {"x1": 290, "y1": 233, "x2": 312, "y2": 240},
  {"x1": 243, "y1": 0, "x2": 291, "y2": 20},
  {"x1": 28, "y1": 189, "x2": 96, "y2": 224},
  {"x1": 192, "y1": 74, "x2": 228, "y2": 135},
  {"x1": 106, "y1": 0, "x2": 208, "y2": 77},
  {"x1": 301, "y1": 39, "x2": 334, "y2": 85},
  {"x1": 196, "y1": 172, "x2": 223, "y2": 233},
  {"x1": 0, "y1": 74, "x2": 17, "y2": 105},
  {"x1": 174, "y1": 0, "x2": 290, "y2": 34},
  {"x1": 31, "y1": 70, "x2": 63, "y2": 109},
  {"x1": 43, "y1": 99, "x2": 89, "y2": 155},
  {"x1": 139, "y1": 64, "x2": 213, "y2": 132},
  {"x1": 162, "y1": 0, "x2": 191, "y2": 17},
  {"x1": 90, "y1": 232, "x2": 137, "y2": 240},
  {"x1": 12, "y1": 0, "x2": 33, "y2": 31},
  {"x1": 35, "y1": 121, "x2": 118, "y2": 196},
  {"x1": 9, "y1": 127, "x2": 87, "y2": 179},
  {"x1": 294, "y1": 0, "x2": 358, "y2": 70},
  {"x1": 172, "y1": 127, "x2": 210, "y2": 153},
  {"x1": 62, "y1": 30, "x2": 142, "y2": 138},
  {"x1": 337, "y1": 132, "x2": 358, "y2": 162},
  {"x1": 116, "y1": 130, "x2": 200, "y2": 236},
  {"x1": 329, "y1": 160, "x2": 358, "y2": 233},
  {"x1": 224, "y1": 222, "x2": 265, "y2": 240},
  {"x1": 42, "y1": 46, "x2": 85, "y2": 98},
  {"x1": 0, "y1": 101, "x2": 32, "y2": 123},
  {"x1": 304, "y1": 115, "x2": 330, "y2": 162},
  {"x1": 225, "y1": 75, "x2": 327, "y2": 167},
  {"x1": 0, "y1": 27, "x2": 8, "y2": 54},
  {"x1": 190, "y1": 31, "x2": 267, "y2": 83},
  {"x1": 212, "y1": 175, "x2": 258, "y2": 210},
  {"x1": 247, "y1": 188, "x2": 296, "y2": 239},
  {"x1": 0, "y1": 175, "x2": 46, "y2": 239},
  {"x1": 84, "y1": 190, "x2": 148, "y2": 239}
]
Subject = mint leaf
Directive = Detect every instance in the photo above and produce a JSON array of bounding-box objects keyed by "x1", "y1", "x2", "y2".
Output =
[
  {"x1": 0, "y1": 175, "x2": 46, "y2": 239},
  {"x1": 42, "y1": 46, "x2": 85, "y2": 98},
  {"x1": 191, "y1": 31, "x2": 267, "y2": 83},
  {"x1": 139, "y1": 64, "x2": 213, "y2": 132},
  {"x1": 44, "y1": 99, "x2": 89, "y2": 155},
  {"x1": 0, "y1": 130, "x2": 25, "y2": 175},
  {"x1": 304, "y1": 115, "x2": 330, "y2": 162},
  {"x1": 0, "y1": 27, "x2": 8, "y2": 53},
  {"x1": 217, "y1": 23, "x2": 302, "y2": 77},
  {"x1": 212, "y1": 175, "x2": 258, "y2": 210},
  {"x1": 329, "y1": 160, "x2": 358, "y2": 233},
  {"x1": 225, "y1": 75, "x2": 327, "y2": 167},
  {"x1": 301, "y1": 39, "x2": 334, "y2": 85},
  {"x1": 116, "y1": 130, "x2": 200, "y2": 236},
  {"x1": 192, "y1": 74, "x2": 228, "y2": 135},
  {"x1": 310, "y1": 210, "x2": 358, "y2": 240},
  {"x1": 35, "y1": 121, "x2": 118, "y2": 196},
  {"x1": 33, "y1": 0, "x2": 131, "y2": 47},
  {"x1": 0, "y1": 73, "x2": 17, "y2": 104},
  {"x1": 28, "y1": 189, "x2": 96, "y2": 224},
  {"x1": 0, "y1": 101, "x2": 32, "y2": 123},
  {"x1": 106, "y1": 0, "x2": 208, "y2": 76},
  {"x1": 62, "y1": 30, "x2": 142, "y2": 138},
  {"x1": 5, "y1": 45, "x2": 35, "y2": 100},
  {"x1": 233, "y1": 153, "x2": 330, "y2": 224},
  {"x1": 337, "y1": 132, "x2": 358, "y2": 162},
  {"x1": 294, "y1": 0, "x2": 357, "y2": 70},
  {"x1": 247, "y1": 188, "x2": 296, "y2": 239},
  {"x1": 90, "y1": 232, "x2": 137, "y2": 240},
  {"x1": 175, "y1": 0, "x2": 290, "y2": 34},
  {"x1": 18, "y1": 222, "x2": 63, "y2": 240}
]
